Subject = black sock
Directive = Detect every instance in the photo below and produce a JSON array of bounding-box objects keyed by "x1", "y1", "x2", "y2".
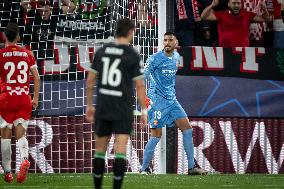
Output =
[
  {"x1": 113, "y1": 157, "x2": 126, "y2": 189},
  {"x1": 93, "y1": 158, "x2": 105, "y2": 189}
]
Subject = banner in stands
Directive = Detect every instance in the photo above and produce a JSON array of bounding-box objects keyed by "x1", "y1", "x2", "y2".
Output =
[
  {"x1": 56, "y1": 0, "x2": 111, "y2": 40},
  {"x1": 37, "y1": 76, "x2": 284, "y2": 118},
  {"x1": 38, "y1": 46, "x2": 284, "y2": 81},
  {"x1": 177, "y1": 117, "x2": 284, "y2": 174},
  {"x1": 177, "y1": 47, "x2": 284, "y2": 81},
  {"x1": 36, "y1": 46, "x2": 284, "y2": 117},
  {"x1": 175, "y1": 76, "x2": 284, "y2": 117},
  {"x1": 1, "y1": 117, "x2": 283, "y2": 174}
]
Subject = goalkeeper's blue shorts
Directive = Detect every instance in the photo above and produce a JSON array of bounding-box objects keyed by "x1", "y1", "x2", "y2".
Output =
[{"x1": 148, "y1": 94, "x2": 187, "y2": 129}]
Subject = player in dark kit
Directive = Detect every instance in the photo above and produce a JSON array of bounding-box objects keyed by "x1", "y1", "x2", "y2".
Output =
[{"x1": 85, "y1": 18, "x2": 148, "y2": 189}]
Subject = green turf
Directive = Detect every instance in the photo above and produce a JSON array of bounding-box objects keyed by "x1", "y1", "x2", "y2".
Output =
[{"x1": 1, "y1": 173, "x2": 284, "y2": 189}]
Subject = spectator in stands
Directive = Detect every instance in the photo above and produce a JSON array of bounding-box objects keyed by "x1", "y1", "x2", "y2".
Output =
[
  {"x1": 272, "y1": 0, "x2": 284, "y2": 47},
  {"x1": 242, "y1": 0, "x2": 267, "y2": 47},
  {"x1": 175, "y1": 0, "x2": 212, "y2": 47},
  {"x1": 198, "y1": 22, "x2": 216, "y2": 46},
  {"x1": 0, "y1": 0, "x2": 27, "y2": 46},
  {"x1": 21, "y1": 0, "x2": 75, "y2": 60},
  {"x1": 0, "y1": 31, "x2": 5, "y2": 48},
  {"x1": 130, "y1": 0, "x2": 158, "y2": 60},
  {"x1": 282, "y1": 0, "x2": 284, "y2": 22},
  {"x1": 260, "y1": 0, "x2": 273, "y2": 47},
  {"x1": 148, "y1": 0, "x2": 158, "y2": 48},
  {"x1": 201, "y1": 0, "x2": 271, "y2": 47},
  {"x1": 136, "y1": 0, "x2": 151, "y2": 60},
  {"x1": 174, "y1": 0, "x2": 210, "y2": 47}
]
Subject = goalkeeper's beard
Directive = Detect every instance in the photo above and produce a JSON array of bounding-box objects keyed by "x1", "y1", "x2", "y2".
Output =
[{"x1": 164, "y1": 46, "x2": 174, "y2": 54}]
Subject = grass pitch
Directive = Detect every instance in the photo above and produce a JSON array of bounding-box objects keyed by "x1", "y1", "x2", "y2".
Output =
[{"x1": 1, "y1": 173, "x2": 284, "y2": 189}]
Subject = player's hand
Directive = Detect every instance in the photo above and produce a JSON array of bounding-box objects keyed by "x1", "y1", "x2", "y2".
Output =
[
  {"x1": 259, "y1": 2, "x2": 267, "y2": 10},
  {"x1": 145, "y1": 97, "x2": 150, "y2": 108},
  {"x1": 86, "y1": 105, "x2": 95, "y2": 122},
  {"x1": 140, "y1": 109, "x2": 148, "y2": 129},
  {"x1": 211, "y1": 0, "x2": 219, "y2": 7},
  {"x1": 32, "y1": 98, "x2": 38, "y2": 109},
  {"x1": 145, "y1": 96, "x2": 153, "y2": 109},
  {"x1": 194, "y1": 17, "x2": 202, "y2": 22}
]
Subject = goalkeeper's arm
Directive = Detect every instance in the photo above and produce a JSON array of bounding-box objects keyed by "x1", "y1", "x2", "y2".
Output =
[
  {"x1": 136, "y1": 79, "x2": 147, "y2": 111},
  {"x1": 135, "y1": 79, "x2": 148, "y2": 126}
]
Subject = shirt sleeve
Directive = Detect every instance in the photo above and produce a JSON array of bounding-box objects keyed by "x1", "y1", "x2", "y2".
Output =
[
  {"x1": 131, "y1": 52, "x2": 144, "y2": 80},
  {"x1": 174, "y1": 51, "x2": 183, "y2": 67},
  {"x1": 27, "y1": 50, "x2": 37, "y2": 69},
  {"x1": 144, "y1": 55, "x2": 155, "y2": 80}
]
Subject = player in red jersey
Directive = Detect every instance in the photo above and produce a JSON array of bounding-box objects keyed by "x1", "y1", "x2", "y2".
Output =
[
  {"x1": 0, "y1": 23, "x2": 40, "y2": 183},
  {"x1": 201, "y1": 0, "x2": 271, "y2": 47}
]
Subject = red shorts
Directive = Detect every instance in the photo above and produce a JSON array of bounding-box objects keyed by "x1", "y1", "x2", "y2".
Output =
[{"x1": 0, "y1": 93, "x2": 32, "y2": 124}]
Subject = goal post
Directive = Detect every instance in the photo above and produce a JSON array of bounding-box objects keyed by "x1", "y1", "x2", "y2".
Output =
[{"x1": 0, "y1": 0, "x2": 163, "y2": 174}]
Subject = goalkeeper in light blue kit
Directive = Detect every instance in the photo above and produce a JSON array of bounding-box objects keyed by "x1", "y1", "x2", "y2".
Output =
[{"x1": 140, "y1": 32, "x2": 207, "y2": 175}]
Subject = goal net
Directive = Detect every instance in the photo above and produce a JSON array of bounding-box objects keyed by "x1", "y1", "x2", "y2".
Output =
[{"x1": 0, "y1": 0, "x2": 159, "y2": 173}]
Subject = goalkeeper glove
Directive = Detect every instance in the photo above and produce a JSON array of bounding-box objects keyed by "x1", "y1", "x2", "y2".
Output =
[{"x1": 145, "y1": 96, "x2": 151, "y2": 108}]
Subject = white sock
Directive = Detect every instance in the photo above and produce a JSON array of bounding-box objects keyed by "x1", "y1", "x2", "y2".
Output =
[
  {"x1": 1, "y1": 138, "x2": 12, "y2": 172},
  {"x1": 17, "y1": 137, "x2": 29, "y2": 162}
]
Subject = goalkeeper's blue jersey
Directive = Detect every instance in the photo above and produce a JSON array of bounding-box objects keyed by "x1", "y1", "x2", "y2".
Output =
[{"x1": 144, "y1": 50, "x2": 181, "y2": 100}]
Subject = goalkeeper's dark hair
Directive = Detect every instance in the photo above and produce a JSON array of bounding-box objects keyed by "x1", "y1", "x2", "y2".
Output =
[
  {"x1": 116, "y1": 18, "x2": 135, "y2": 38},
  {"x1": 164, "y1": 31, "x2": 177, "y2": 37},
  {"x1": 4, "y1": 22, "x2": 19, "y2": 42}
]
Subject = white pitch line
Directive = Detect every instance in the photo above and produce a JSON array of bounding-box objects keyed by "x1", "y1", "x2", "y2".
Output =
[
  {"x1": 2, "y1": 187, "x2": 100, "y2": 189},
  {"x1": 219, "y1": 185, "x2": 284, "y2": 187}
]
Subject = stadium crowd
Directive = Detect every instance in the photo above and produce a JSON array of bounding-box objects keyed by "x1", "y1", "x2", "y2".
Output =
[
  {"x1": 0, "y1": 0, "x2": 283, "y2": 49},
  {"x1": 0, "y1": 0, "x2": 284, "y2": 188},
  {"x1": 174, "y1": 0, "x2": 284, "y2": 47}
]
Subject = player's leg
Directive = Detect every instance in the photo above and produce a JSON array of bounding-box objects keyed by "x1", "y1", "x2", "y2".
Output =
[
  {"x1": 175, "y1": 118, "x2": 207, "y2": 175},
  {"x1": 111, "y1": 118, "x2": 134, "y2": 189},
  {"x1": 15, "y1": 120, "x2": 29, "y2": 162},
  {"x1": 14, "y1": 95, "x2": 33, "y2": 183},
  {"x1": 175, "y1": 118, "x2": 195, "y2": 168},
  {"x1": 172, "y1": 101, "x2": 207, "y2": 175},
  {"x1": 0, "y1": 95, "x2": 14, "y2": 182},
  {"x1": 93, "y1": 135, "x2": 110, "y2": 189},
  {"x1": 14, "y1": 120, "x2": 30, "y2": 183},
  {"x1": 141, "y1": 104, "x2": 168, "y2": 173},
  {"x1": 0, "y1": 122, "x2": 13, "y2": 183},
  {"x1": 140, "y1": 128, "x2": 162, "y2": 173},
  {"x1": 93, "y1": 119, "x2": 112, "y2": 189},
  {"x1": 0, "y1": 128, "x2": 12, "y2": 169},
  {"x1": 112, "y1": 134, "x2": 129, "y2": 189}
]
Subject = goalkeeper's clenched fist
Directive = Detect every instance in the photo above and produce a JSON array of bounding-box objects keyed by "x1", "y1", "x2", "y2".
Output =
[
  {"x1": 145, "y1": 96, "x2": 153, "y2": 109},
  {"x1": 146, "y1": 96, "x2": 150, "y2": 108}
]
